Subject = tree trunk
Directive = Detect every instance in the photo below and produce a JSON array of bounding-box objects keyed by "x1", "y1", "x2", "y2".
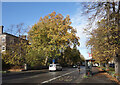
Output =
[
  {"x1": 112, "y1": 2, "x2": 115, "y2": 24},
  {"x1": 106, "y1": 2, "x2": 110, "y2": 44},
  {"x1": 106, "y1": 61, "x2": 109, "y2": 71},
  {"x1": 115, "y1": 1, "x2": 120, "y2": 81},
  {"x1": 115, "y1": 56, "x2": 120, "y2": 80},
  {"x1": 44, "y1": 56, "x2": 48, "y2": 66}
]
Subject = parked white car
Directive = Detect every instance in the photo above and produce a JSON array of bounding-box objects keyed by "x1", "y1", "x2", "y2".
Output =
[
  {"x1": 93, "y1": 63, "x2": 99, "y2": 67},
  {"x1": 73, "y1": 65, "x2": 77, "y2": 68},
  {"x1": 49, "y1": 64, "x2": 62, "y2": 71}
]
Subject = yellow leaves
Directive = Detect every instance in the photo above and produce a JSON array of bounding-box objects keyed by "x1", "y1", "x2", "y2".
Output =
[
  {"x1": 27, "y1": 11, "x2": 80, "y2": 63},
  {"x1": 104, "y1": 37, "x2": 108, "y2": 41},
  {"x1": 39, "y1": 17, "x2": 43, "y2": 21}
]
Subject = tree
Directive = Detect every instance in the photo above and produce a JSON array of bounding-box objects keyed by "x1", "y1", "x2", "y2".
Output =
[
  {"x1": 87, "y1": 20, "x2": 114, "y2": 66},
  {"x1": 28, "y1": 11, "x2": 80, "y2": 66},
  {"x1": 2, "y1": 23, "x2": 28, "y2": 67},
  {"x1": 2, "y1": 39, "x2": 28, "y2": 66},
  {"x1": 80, "y1": 54, "x2": 85, "y2": 62},
  {"x1": 83, "y1": 1, "x2": 120, "y2": 79},
  {"x1": 25, "y1": 44, "x2": 45, "y2": 67},
  {"x1": 62, "y1": 45, "x2": 81, "y2": 66}
]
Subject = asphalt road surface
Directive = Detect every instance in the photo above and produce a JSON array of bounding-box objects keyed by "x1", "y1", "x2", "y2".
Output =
[{"x1": 2, "y1": 66, "x2": 85, "y2": 84}]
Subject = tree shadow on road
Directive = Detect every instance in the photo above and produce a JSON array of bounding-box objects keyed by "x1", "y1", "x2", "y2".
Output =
[{"x1": 2, "y1": 71, "x2": 48, "y2": 80}]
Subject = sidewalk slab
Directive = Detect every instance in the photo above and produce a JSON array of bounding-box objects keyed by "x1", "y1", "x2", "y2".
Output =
[{"x1": 80, "y1": 67, "x2": 119, "y2": 85}]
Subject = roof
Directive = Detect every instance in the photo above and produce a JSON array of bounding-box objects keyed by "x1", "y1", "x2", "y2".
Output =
[{"x1": 3, "y1": 32, "x2": 28, "y2": 41}]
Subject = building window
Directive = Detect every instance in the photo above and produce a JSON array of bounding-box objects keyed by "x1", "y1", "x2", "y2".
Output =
[
  {"x1": 2, "y1": 37, "x2": 5, "y2": 42},
  {"x1": 2, "y1": 46, "x2": 5, "y2": 51}
]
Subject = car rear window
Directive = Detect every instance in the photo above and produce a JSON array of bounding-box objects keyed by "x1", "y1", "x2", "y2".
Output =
[{"x1": 49, "y1": 65, "x2": 53, "y2": 67}]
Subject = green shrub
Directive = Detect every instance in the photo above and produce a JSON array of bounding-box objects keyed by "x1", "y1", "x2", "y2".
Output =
[
  {"x1": 84, "y1": 75, "x2": 89, "y2": 78},
  {"x1": 108, "y1": 67, "x2": 115, "y2": 71}
]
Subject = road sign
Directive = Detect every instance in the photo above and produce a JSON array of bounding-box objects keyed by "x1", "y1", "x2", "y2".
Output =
[
  {"x1": 53, "y1": 59, "x2": 55, "y2": 63},
  {"x1": 88, "y1": 53, "x2": 92, "y2": 57}
]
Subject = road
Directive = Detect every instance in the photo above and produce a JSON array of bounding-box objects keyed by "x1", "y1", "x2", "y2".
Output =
[{"x1": 2, "y1": 66, "x2": 85, "y2": 84}]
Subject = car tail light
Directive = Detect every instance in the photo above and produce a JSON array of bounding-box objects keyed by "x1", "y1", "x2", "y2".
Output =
[{"x1": 54, "y1": 66, "x2": 56, "y2": 68}]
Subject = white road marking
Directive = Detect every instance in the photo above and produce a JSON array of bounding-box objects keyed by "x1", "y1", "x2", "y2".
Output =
[
  {"x1": 41, "y1": 70, "x2": 76, "y2": 83},
  {"x1": 3, "y1": 67, "x2": 85, "y2": 83}
]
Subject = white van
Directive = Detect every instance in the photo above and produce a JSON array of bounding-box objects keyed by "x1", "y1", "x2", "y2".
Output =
[{"x1": 49, "y1": 64, "x2": 62, "y2": 71}]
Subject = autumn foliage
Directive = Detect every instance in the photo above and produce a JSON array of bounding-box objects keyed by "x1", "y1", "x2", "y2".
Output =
[{"x1": 27, "y1": 11, "x2": 80, "y2": 66}]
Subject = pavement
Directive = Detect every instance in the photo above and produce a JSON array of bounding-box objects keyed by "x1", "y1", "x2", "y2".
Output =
[
  {"x1": 2, "y1": 66, "x2": 120, "y2": 85},
  {"x1": 80, "y1": 67, "x2": 120, "y2": 85}
]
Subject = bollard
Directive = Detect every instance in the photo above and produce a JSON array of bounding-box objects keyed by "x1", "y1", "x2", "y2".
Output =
[{"x1": 24, "y1": 63, "x2": 27, "y2": 70}]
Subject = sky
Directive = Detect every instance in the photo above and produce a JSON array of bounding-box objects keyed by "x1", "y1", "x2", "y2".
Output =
[{"x1": 2, "y1": 2, "x2": 92, "y2": 59}]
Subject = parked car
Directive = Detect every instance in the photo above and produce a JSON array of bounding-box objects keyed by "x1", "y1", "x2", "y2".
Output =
[
  {"x1": 73, "y1": 65, "x2": 77, "y2": 68},
  {"x1": 109, "y1": 63, "x2": 115, "y2": 68},
  {"x1": 93, "y1": 63, "x2": 99, "y2": 67},
  {"x1": 49, "y1": 64, "x2": 62, "y2": 71}
]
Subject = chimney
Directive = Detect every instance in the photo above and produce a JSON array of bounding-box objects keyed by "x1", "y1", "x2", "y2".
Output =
[{"x1": 0, "y1": 26, "x2": 4, "y2": 34}]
